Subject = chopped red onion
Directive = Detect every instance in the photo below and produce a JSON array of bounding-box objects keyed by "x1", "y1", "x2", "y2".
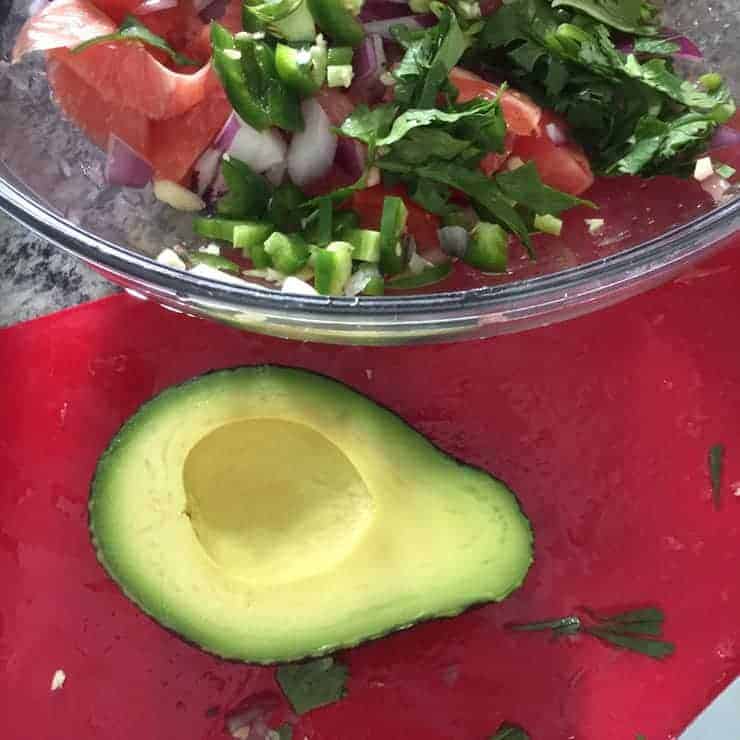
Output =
[
  {"x1": 198, "y1": 0, "x2": 228, "y2": 21},
  {"x1": 545, "y1": 121, "x2": 567, "y2": 146},
  {"x1": 619, "y1": 30, "x2": 703, "y2": 60},
  {"x1": 700, "y1": 173, "x2": 732, "y2": 203},
  {"x1": 351, "y1": 33, "x2": 387, "y2": 103},
  {"x1": 227, "y1": 117, "x2": 287, "y2": 173},
  {"x1": 359, "y1": 0, "x2": 410, "y2": 22},
  {"x1": 708, "y1": 124, "x2": 740, "y2": 151},
  {"x1": 335, "y1": 136, "x2": 366, "y2": 180},
  {"x1": 362, "y1": 14, "x2": 435, "y2": 39},
  {"x1": 104, "y1": 134, "x2": 152, "y2": 188},
  {"x1": 213, "y1": 113, "x2": 240, "y2": 153},
  {"x1": 287, "y1": 98, "x2": 337, "y2": 186},
  {"x1": 193, "y1": 147, "x2": 222, "y2": 195},
  {"x1": 134, "y1": 0, "x2": 178, "y2": 14}
]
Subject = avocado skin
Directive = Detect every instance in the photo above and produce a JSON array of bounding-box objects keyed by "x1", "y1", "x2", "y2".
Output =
[{"x1": 89, "y1": 365, "x2": 534, "y2": 665}]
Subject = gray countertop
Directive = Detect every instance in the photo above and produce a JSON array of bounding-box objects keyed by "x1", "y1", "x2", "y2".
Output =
[{"x1": 0, "y1": 212, "x2": 114, "y2": 327}]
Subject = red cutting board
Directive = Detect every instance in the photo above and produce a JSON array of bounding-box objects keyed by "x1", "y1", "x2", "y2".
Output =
[{"x1": 2, "y1": 246, "x2": 740, "y2": 740}]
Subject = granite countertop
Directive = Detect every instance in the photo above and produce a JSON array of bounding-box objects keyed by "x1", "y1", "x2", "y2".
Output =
[{"x1": 0, "y1": 212, "x2": 114, "y2": 327}]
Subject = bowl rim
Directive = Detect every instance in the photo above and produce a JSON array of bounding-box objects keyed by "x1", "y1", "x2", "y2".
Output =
[{"x1": 1, "y1": 168, "x2": 739, "y2": 323}]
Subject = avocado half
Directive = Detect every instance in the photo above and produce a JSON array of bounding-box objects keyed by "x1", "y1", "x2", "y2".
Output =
[{"x1": 90, "y1": 366, "x2": 533, "y2": 663}]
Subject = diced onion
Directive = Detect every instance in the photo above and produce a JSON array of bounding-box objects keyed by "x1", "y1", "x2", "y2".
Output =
[
  {"x1": 104, "y1": 134, "x2": 152, "y2": 188},
  {"x1": 693, "y1": 155, "x2": 714, "y2": 181},
  {"x1": 287, "y1": 98, "x2": 337, "y2": 186},
  {"x1": 193, "y1": 147, "x2": 222, "y2": 195},
  {"x1": 134, "y1": 0, "x2": 178, "y2": 14},
  {"x1": 190, "y1": 262, "x2": 250, "y2": 285},
  {"x1": 226, "y1": 118, "x2": 287, "y2": 173},
  {"x1": 282, "y1": 276, "x2": 319, "y2": 295},
  {"x1": 156, "y1": 248, "x2": 187, "y2": 270},
  {"x1": 153, "y1": 180, "x2": 205, "y2": 211},
  {"x1": 700, "y1": 173, "x2": 732, "y2": 203}
]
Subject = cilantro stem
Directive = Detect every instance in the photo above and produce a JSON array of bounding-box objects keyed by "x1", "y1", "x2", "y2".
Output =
[{"x1": 709, "y1": 443, "x2": 724, "y2": 510}]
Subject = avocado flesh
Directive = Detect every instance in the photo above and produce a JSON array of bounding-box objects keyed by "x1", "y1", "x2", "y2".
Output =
[{"x1": 90, "y1": 366, "x2": 533, "y2": 663}]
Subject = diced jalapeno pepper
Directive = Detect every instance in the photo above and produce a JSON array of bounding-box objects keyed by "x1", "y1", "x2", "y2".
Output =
[
  {"x1": 275, "y1": 41, "x2": 327, "y2": 95},
  {"x1": 463, "y1": 221, "x2": 508, "y2": 272},
  {"x1": 313, "y1": 241, "x2": 354, "y2": 295},
  {"x1": 307, "y1": 0, "x2": 365, "y2": 47},
  {"x1": 327, "y1": 46, "x2": 353, "y2": 65},
  {"x1": 333, "y1": 209, "x2": 360, "y2": 237},
  {"x1": 211, "y1": 23, "x2": 270, "y2": 130},
  {"x1": 232, "y1": 222, "x2": 275, "y2": 255},
  {"x1": 263, "y1": 232, "x2": 311, "y2": 274},
  {"x1": 343, "y1": 228, "x2": 381, "y2": 262},
  {"x1": 194, "y1": 217, "x2": 255, "y2": 243},
  {"x1": 378, "y1": 196, "x2": 408, "y2": 276}
]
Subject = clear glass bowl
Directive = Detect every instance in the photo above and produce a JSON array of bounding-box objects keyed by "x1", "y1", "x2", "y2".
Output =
[{"x1": 1, "y1": 0, "x2": 738, "y2": 344}]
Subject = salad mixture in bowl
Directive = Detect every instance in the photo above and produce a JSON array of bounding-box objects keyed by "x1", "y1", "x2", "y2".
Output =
[{"x1": 1, "y1": 0, "x2": 739, "y2": 336}]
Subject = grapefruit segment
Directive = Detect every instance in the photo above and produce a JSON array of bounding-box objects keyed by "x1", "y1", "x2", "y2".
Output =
[
  {"x1": 50, "y1": 45, "x2": 211, "y2": 120},
  {"x1": 47, "y1": 56, "x2": 151, "y2": 157},
  {"x1": 12, "y1": 0, "x2": 115, "y2": 62},
  {"x1": 450, "y1": 67, "x2": 542, "y2": 137},
  {"x1": 148, "y1": 72, "x2": 232, "y2": 182}
]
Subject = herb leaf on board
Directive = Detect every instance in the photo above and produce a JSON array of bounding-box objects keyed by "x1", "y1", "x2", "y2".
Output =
[{"x1": 276, "y1": 657, "x2": 348, "y2": 715}]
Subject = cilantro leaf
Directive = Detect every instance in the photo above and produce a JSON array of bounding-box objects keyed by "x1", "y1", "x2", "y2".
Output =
[
  {"x1": 478, "y1": 0, "x2": 736, "y2": 175},
  {"x1": 393, "y1": 4, "x2": 469, "y2": 109},
  {"x1": 378, "y1": 157, "x2": 532, "y2": 243},
  {"x1": 709, "y1": 443, "x2": 725, "y2": 511},
  {"x1": 495, "y1": 162, "x2": 595, "y2": 214},
  {"x1": 72, "y1": 14, "x2": 198, "y2": 66},
  {"x1": 608, "y1": 111, "x2": 719, "y2": 175},
  {"x1": 551, "y1": 0, "x2": 660, "y2": 34},
  {"x1": 337, "y1": 104, "x2": 397, "y2": 146},
  {"x1": 490, "y1": 723, "x2": 530, "y2": 740},
  {"x1": 339, "y1": 98, "x2": 507, "y2": 158},
  {"x1": 632, "y1": 37, "x2": 681, "y2": 56},
  {"x1": 275, "y1": 657, "x2": 348, "y2": 715},
  {"x1": 275, "y1": 724, "x2": 293, "y2": 740}
]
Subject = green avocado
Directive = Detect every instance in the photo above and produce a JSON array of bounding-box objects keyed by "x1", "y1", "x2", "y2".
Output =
[{"x1": 89, "y1": 366, "x2": 533, "y2": 663}]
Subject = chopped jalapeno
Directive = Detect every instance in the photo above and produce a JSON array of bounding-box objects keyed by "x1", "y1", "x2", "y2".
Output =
[
  {"x1": 313, "y1": 241, "x2": 354, "y2": 294},
  {"x1": 378, "y1": 196, "x2": 408, "y2": 276},
  {"x1": 264, "y1": 232, "x2": 311, "y2": 274},
  {"x1": 464, "y1": 222, "x2": 508, "y2": 272},
  {"x1": 307, "y1": 0, "x2": 364, "y2": 47}
]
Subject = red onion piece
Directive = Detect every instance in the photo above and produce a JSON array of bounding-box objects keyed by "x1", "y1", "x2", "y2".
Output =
[
  {"x1": 335, "y1": 136, "x2": 366, "y2": 180},
  {"x1": 362, "y1": 14, "x2": 435, "y2": 39},
  {"x1": 545, "y1": 121, "x2": 567, "y2": 146},
  {"x1": 700, "y1": 173, "x2": 731, "y2": 203},
  {"x1": 193, "y1": 147, "x2": 222, "y2": 195},
  {"x1": 227, "y1": 117, "x2": 287, "y2": 173},
  {"x1": 134, "y1": 0, "x2": 178, "y2": 14},
  {"x1": 350, "y1": 33, "x2": 387, "y2": 103},
  {"x1": 619, "y1": 29, "x2": 703, "y2": 60},
  {"x1": 198, "y1": 0, "x2": 228, "y2": 21},
  {"x1": 287, "y1": 99, "x2": 337, "y2": 186},
  {"x1": 104, "y1": 134, "x2": 152, "y2": 188},
  {"x1": 213, "y1": 113, "x2": 240, "y2": 152},
  {"x1": 359, "y1": 0, "x2": 410, "y2": 21},
  {"x1": 708, "y1": 124, "x2": 740, "y2": 151}
]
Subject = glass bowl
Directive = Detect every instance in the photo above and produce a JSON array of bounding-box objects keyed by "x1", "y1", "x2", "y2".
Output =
[{"x1": 1, "y1": 0, "x2": 738, "y2": 345}]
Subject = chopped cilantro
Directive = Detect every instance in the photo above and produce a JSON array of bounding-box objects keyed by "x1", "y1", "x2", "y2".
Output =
[
  {"x1": 490, "y1": 722, "x2": 530, "y2": 739},
  {"x1": 709, "y1": 443, "x2": 725, "y2": 511},
  {"x1": 72, "y1": 15, "x2": 198, "y2": 66},
  {"x1": 276, "y1": 657, "x2": 348, "y2": 715}
]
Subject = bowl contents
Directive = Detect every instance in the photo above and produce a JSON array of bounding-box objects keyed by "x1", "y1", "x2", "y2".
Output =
[
  {"x1": 89, "y1": 365, "x2": 533, "y2": 663},
  {"x1": 11, "y1": 0, "x2": 738, "y2": 295}
]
